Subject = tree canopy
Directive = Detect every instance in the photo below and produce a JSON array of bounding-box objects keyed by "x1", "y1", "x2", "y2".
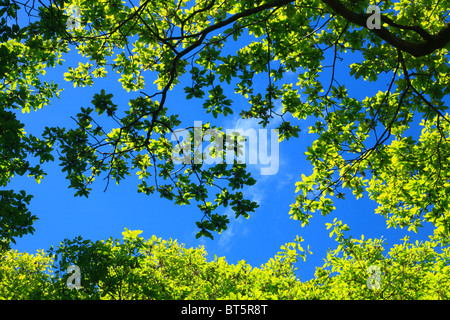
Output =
[
  {"x1": 1, "y1": 228, "x2": 449, "y2": 299},
  {"x1": 1, "y1": 0, "x2": 450, "y2": 299}
]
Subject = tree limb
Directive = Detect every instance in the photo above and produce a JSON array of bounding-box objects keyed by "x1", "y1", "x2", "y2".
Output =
[{"x1": 321, "y1": 0, "x2": 450, "y2": 57}]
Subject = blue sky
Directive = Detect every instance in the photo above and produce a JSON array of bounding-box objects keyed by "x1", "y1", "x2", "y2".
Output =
[{"x1": 7, "y1": 5, "x2": 437, "y2": 282}]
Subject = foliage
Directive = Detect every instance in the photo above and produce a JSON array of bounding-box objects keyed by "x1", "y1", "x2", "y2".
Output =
[
  {"x1": 1, "y1": 0, "x2": 450, "y2": 299},
  {"x1": 0, "y1": 229, "x2": 306, "y2": 299},
  {"x1": 0, "y1": 248, "x2": 53, "y2": 299},
  {"x1": 0, "y1": 229, "x2": 449, "y2": 300}
]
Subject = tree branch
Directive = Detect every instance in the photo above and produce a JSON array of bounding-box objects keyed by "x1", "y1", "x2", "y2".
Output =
[{"x1": 321, "y1": 0, "x2": 450, "y2": 57}]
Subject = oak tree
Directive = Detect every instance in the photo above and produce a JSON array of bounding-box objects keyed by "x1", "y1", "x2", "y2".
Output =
[{"x1": 1, "y1": 0, "x2": 450, "y2": 299}]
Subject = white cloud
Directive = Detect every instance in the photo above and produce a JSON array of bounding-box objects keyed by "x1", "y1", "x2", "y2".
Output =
[
  {"x1": 217, "y1": 209, "x2": 238, "y2": 253},
  {"x1": 218, "y1": 228, "x2": 235, "y2": 253}
]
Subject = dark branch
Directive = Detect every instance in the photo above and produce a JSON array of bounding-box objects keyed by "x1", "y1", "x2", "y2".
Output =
[{"x1": 321, "y1": 0, "x2": 450, "y2": 57}]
